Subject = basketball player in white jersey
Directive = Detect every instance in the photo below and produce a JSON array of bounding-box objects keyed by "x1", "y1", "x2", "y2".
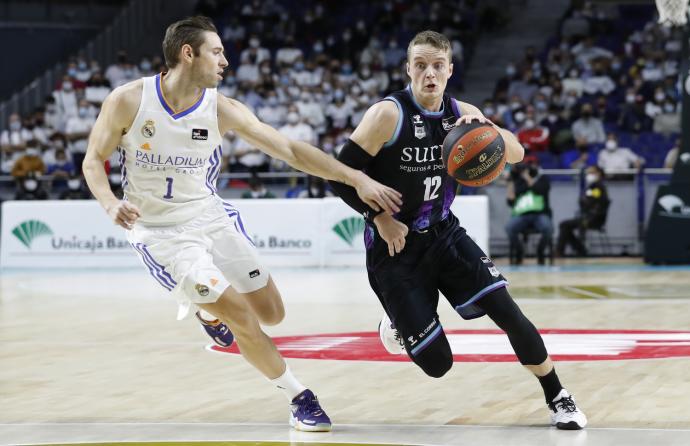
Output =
[{"x1": 82, "y1": 16, "x2": 402, "y2": 432}]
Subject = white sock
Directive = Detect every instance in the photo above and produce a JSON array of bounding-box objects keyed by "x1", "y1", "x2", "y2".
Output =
[
  {"x1": 197, "y1": 309, "x2": 218, "y2": 323},
  {"x1": 270, "y1": 364, "x2": 307, "y2": 401}
]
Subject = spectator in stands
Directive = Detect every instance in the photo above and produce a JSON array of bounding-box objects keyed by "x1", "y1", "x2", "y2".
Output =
[
  {"x1": 12, "y1": 145, "x2": 45, "y2": 179},
  {"x1": 297, "y1": 175, "x2": 333, "y2": 198},
  {"x1": 383, "y1": 37, "x2": 406, "y2": 68},
  {"x1": 583, "y1": 62, "x2": 616, "y2": 96},
  {"x1": 654, "y1": 99, "x2": 681, "y2": 135},
  {"x1": 236, "y1": 53, "x2": 261, "y2": 85},
  {"x1": 240, "y1": 35, "x2": 271, "y2": 65},
  {"x1": 275, "y1": 35, "x2": 303, "y2": 67},
  {"x1": 73, "y1": 56, "x2": 92, "y2": 83},
  {"x1": 105, "y1": 50, "x2": 137, "y2": 88},
  {"x1": 618, "y1": 95, "x2": 653, "y2": 132},
  {"x1": 597, "y1": 133, "x2": 644, "y2": 177},
  {"x1": 572, "y1": 103, "x2": 606, "y2": 149},
  {"x1": 218, "y1": 69, "x2": 238, "y2": 98},
  {"x1": 540, "y1": 105, "x2": 572, "y2": 154},
  {"x1": 222, "y1": 17, "x2": 246, "y2": 44},
  {"x1": 59, "y1": 175, "x2": 91, "y2": 200},
  {"x1": 645, "y1": 87, "x2": 667, "y2": 119},
  {"x1": 517, "y1": 116, "x2": 550, "y2": 153},
  {"x1": 46, "y1": 148, "x2": 76, "y2": 190},
  {"x1": 53, "y1": 75, "x2": 79, "y2": 126},
  {"x1": 138, "y1": 56, "x2": 156, "y2": 77},
  {"x1": 65, "y1": 99, "x2": 96, "y2": 173},
  {"x1": 326, "y1": 90, "x2": 353, "y2": 130},
  {"x1": 28, "y1": 109, "x2": 50, "y2": 148},
  {"x1": 15, "y1": 172, "x2": 48, "y2": 201},
  {"x1": 505, "y1": 157, "x2": 553, "y2": 265},
  {"x1": 233, "y1": 134, "x2": 268, "y2": 175},
  {"x1": 508, "y1": 70, "x2": 538, "y2": 104},
  {"x1": 257, "y1": 90, "x2": 286, "y2": 129},
  {"x1": 572, "y1": 36, "x2": 613, "y2": 68},
  {"x1": 241, "y1": 173, "x2": 275, "y2": 199},
  {"x1": 664, "y1": 138, "x2": 681, "y2": 169},
  {"x1": 562, "y1": 68, "x2": 584, "y2": 98},
  {"x1": 296, "y1": 91, "x2": 326, "y2": 135},
  {"x1": 594, "y1": 95, "x2": 618, "y2": 123},
  {"x1": 1, "y1": 114, "x2": 30, "y2": 154},
  {"x1": 556, "y1": 166, "x2": 610, "y2": 257},
  {"x1": 85, "y1": 71, "x2": 112, "y2": 105}
]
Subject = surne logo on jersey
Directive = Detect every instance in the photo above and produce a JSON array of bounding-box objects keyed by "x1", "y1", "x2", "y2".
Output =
[{"x1": 192, "y1": 128, "x2": 208, "y2": 140}]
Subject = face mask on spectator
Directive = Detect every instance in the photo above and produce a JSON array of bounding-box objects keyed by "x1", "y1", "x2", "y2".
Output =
[
  {"x1": 506, "y1": 65, "x2": 516, "y2": 77},
  {"x1": 25, "y1": 147, "x2": 40, "y2": 157},
  {"x1": 664, "y1": 103, "x2": 675, "y2": 113},
  {"x1": 313, "y1": 41, "x2": 324, "y2": 53},
  {"x1": 523, "y1": 119, "x2": 535, "y2": 129},
  {"x1": 141, "y1": 60, "x2": 152, "y2": 71},
  {"x1": 63, "y1": 81, "x2": 73, "y2": 91},
  {"x1": 24, "y1": 179, "x2": 38, "y2": 191},
  {"x1": 510, "y1": 101, "x2": 522, "y2": 110},
  {"x1": 78, "y1": 107, "x2": 88, "y2": 118},
  {"x1": 53, "y1": 139, "x2": 64, "y2": 149},
  {"x1": 46, "y1": 104, "x2": 57, "y2": 114},
  {"x1": 569, "y1": 69, "x2": 578, "y2": 78},
  {"x1": 261, "y1": 66, "x2": 271, "y2": 75},
  {"x1": 535, "y1": 101, "x2": 547, "y2": 111},
  {"x1": 225, "y1": 76, "x2": 236, "y2": 86},
  {"x1": 585, "y1": 173, "x2": 599, "y2": 184},
  {"x1": 514, "y1": 111, "x2": 525, "y2": 123},
  {"x1": 626, "y1": 94, "x2": 636, "y2": 103},
  {"x1": 334, "y1": 90, "x2": 344, "y2": 101},
  {"x1": 67, "y1": 178, "x2": 81, "y2": 190},
  {"x1": 360, "y1": 68, "x2": 371, "y2": 78},
  {"x1": 9, "y1": 121, "x2": 21, "y2": 132},
  {"x1": 287, "y1": 113, "x2": 299, "y2": 124},
  {"x1": 655, "y1": 92, "x2": 666, "y2": 102},
  {"x1": 483, "y1": 107, "x2": 495, "y2": 117},
  {"x1": 78, "y1": 61, "x2": 88, "y2": 70},
  {"x1": 341, "y1": 65, "x2": 353, "y2": 75},
  {"x1": 294, "y1": 62, "x2": 305, "y2": 71},
  {"x1": 249, "y1": 38, "x2": 260, "y2": 48},
  {"x1": 612, "y1": 61, "x2": 622, "y2": 71},
  {"x1": 267, "y1": 96, "x2": 278, "y2": 106},
  {"x1": 606, "y1": 140, "x2": 617, "y2": 150},
  {"x1": 68, "y1": 68, "x2": 77, "y2": 77},
  {"x1": 351, "y1": 85, "x2": 362, "y2": 96}
]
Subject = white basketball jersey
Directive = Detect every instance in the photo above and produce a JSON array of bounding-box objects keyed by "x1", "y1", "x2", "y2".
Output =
[{"x1": 120, "y1": 74, "x2": 223, "y2": 226}]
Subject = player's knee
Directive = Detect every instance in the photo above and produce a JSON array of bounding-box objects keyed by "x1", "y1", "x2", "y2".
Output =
[
  {"x1": 411, "y1": 336, "x2": 453, "y2": 378},
  {"x1": 258, "y1": 304, "x2": 285, "y2": 326}
]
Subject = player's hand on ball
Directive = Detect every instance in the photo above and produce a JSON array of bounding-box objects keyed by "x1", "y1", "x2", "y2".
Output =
[
  {"x1": 353, "y1": 171, "x2": 403, "y2": 215},
  {"x1": 107, "y1": 201, "x2": 141, "y2": 229},
  {"x1": 455, "y1": 114, "x2": 493, "y2": 127},
  {"x1": 374, "y1": 213, "x2": 409, "y2": 257}
]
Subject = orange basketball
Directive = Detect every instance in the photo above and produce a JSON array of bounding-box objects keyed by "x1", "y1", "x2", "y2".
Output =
[{"x1": 442, "y1": 122, "x2": 507, "y2": 187}]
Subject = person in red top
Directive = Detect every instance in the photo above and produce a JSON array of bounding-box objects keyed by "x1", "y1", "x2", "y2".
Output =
[{"x1": 516, "y1": 116, "x2": 550, "y2": 152}]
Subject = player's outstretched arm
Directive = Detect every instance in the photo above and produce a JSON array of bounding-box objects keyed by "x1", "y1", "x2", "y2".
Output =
[
  {"x1": 218, "y1": 94, "x2": 401, "y2": 214},
  {"x1": 83, "y1": 82, "x2": 141, "y2": 229},
  {"x1": 457, "y1": 101, "x2": 525, "y2": 164}
]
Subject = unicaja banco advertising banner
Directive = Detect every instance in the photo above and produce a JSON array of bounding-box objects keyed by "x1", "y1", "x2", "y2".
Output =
[{"x1": 1, "y1": 197, "x2": 488, "y2": 268}]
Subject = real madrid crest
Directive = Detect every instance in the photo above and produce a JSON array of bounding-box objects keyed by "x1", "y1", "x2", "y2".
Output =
[{"x1": 141, "y1": 119, "x2": 156, "y2": 138}]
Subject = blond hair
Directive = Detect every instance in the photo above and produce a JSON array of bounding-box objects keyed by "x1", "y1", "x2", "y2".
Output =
[{"x1": 407, "y1": 30, "x2": 452, "y2": 62}]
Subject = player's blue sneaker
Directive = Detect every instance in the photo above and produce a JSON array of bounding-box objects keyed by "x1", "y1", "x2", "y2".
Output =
[
  {"x1": 195, "y1": 311, "x2": 234, "y2": 348},
  {"x1": 289, "y1": 389, "x2": 332, "y2": 432}
]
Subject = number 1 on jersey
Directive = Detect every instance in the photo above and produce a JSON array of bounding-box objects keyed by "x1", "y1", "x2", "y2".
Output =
[
  {"x1": 163, "y1": 177, "x2": 174, "y2": 199},
  {"x1": 423, "y1": 176, "x2": 441, "y2": 201}
]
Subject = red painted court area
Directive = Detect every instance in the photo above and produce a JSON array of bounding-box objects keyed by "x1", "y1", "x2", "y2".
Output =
[{"x1": 208, "y1": 329, "x2": 690, "y2": 362}]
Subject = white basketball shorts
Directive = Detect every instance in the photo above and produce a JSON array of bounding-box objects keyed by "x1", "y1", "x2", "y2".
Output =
[{"x1": 127, "y1": 198, "x2": 269, "y2": 319}]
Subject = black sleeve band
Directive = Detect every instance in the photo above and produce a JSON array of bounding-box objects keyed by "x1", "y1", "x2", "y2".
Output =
[{"x1": 328, "y1": 138, "x2": 382, "y2": 220}]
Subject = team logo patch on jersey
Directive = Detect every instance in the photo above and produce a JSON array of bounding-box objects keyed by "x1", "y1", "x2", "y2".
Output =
[
  {"x1": 192, "y1": 128, "x2": 208, "y2": 140},
  {"x1": 412, "y1": 114, "x2": 426, "y2": 139},
  {"x1": 141, "y1": 120, "x2": 155, "y2": 138},
  {"x1": 195, "y1": 284, "x2": 210, "y2": 296},
  {"x1": 249, "y1": 269, "x2": 261, "y2": 278},
  {"x1": 442, "y1": 117, "x2": 456, "y2": 131}
]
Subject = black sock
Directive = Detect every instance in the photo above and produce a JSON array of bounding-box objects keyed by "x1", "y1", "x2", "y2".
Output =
[{"x1": 537, "y1": 368, "x2": 563, "y2": 403}]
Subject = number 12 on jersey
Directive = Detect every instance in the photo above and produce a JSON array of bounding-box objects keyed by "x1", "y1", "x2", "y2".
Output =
[
  {"x1": 163, "y1": 177, "x2": 174, "y2": 199},
  {"x1": 423, "y1": 175, "x2": 441, "y2": 201}
]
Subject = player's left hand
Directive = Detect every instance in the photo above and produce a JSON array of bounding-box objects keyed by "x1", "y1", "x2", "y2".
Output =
[
  {"x1": 455, "y1": 114, "x2": 494, "y2": 127},
  {"x1": 353, "y1": 171, "x2": 402, "y2": 215}
]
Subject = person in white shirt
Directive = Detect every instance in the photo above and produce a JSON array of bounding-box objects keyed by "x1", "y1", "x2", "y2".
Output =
[
  {"x1": 82, "y1": 16, "x2": 401, "y2": 433},
  {"x1": 598, "y1": 133, "x2": 644, "y2": 175},
  {"x1": 53, "y1": 76, "x2": 79, "y2": 126},
  {"x1": 239, "y1": 35, "x2": 271, "y2": 65},
  {"x1": 257, "y1": 91, "x2": 286, "y2": 129},
  {"x1": 326, "y1": 90, "x2": 354, "y2": 130},
  {"x1": 295, "y1": 91, "x2": 326, "y2": 134},
  {"x1": 65, "y1": 99, "x2": 96, "y2": 172},
  {"x1": 104, "y1": 51, "x2": 131, "y2": 88},
  {"x1": 571, "y1": 103, "x2": 606, "y2": 147},
  {"x1": 275, "y1": 35, "x2": 303, "y2": 67}
]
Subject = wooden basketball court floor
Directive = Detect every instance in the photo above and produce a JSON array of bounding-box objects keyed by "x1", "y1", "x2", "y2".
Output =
[{"x1": 2, "y1": 259, "x2": 690, "y2": 446}]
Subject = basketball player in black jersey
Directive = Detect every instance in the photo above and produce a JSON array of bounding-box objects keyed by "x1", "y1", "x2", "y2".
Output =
[{"x1": 329, "y1": 31, "x2": 587, "y2": 430}]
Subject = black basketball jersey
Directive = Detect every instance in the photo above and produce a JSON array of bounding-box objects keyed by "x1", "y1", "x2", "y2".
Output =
[{"x1": 366, "y1": 86, "x2": 461, "y2": 230}]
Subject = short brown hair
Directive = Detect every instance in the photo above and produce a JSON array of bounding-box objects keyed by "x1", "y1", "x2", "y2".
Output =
[
  {"x1": 162, "y1": 16, "x2": 218, "y2": 69},
  {"x1": 407, "y1": 30, "x2": 452, "y2": 62}
]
